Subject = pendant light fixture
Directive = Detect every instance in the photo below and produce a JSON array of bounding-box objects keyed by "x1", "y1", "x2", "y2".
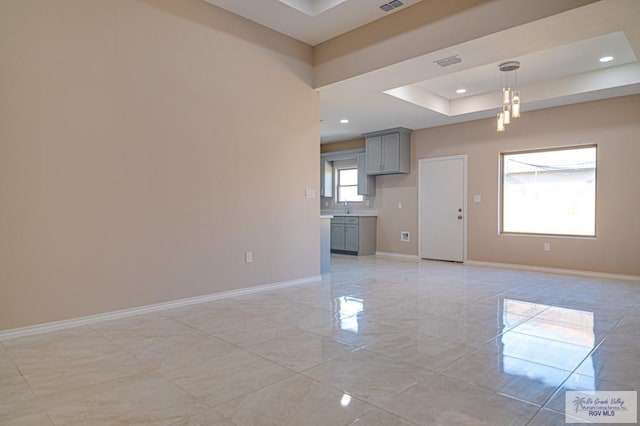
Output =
[{"x1": 496, "y1": 61, "x2": 521, "y2": 132}]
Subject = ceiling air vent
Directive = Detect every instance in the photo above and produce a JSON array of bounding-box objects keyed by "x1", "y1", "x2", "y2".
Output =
[
  {"x1": 433, "y1": 55, "x2": 462, "y2": 67},
  {"x1": 379, "y1": 0, "x2": 403, "y2": 12}
]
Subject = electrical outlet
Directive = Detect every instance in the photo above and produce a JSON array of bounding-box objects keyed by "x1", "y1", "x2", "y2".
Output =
[
  {"x1": 544, "y1": 243, "x2": 551, "y2": 252},
  {"x1": 245, "y1": 251, "x2": 253, "y2": 263}
]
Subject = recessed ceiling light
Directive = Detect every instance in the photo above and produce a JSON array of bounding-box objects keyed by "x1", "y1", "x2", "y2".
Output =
[
  {"x1": 599, "y1": 56, "x2": 614, "y2": 63},
  {"x1": 456, "y1": 89, "x2": 467, "y2": 94},
  {"x1": 340, "y1": 119, "x2": 349, "y2": 124}
]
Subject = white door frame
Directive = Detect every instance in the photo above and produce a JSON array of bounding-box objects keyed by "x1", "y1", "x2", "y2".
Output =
[{"x1": 418, "y1": 155, "x2": 468, "y2": 262}]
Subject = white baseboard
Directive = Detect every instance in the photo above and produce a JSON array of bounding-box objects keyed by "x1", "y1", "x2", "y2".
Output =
[
  {"x1": 464, "y1": 260, "x2": 640, "y2": 282},
  {"x1": 0, "y1": 275, "x2": 321, "y2": 341},
  {"x1": 375, "y1": 252, "x2": 420, "y2": 261}
]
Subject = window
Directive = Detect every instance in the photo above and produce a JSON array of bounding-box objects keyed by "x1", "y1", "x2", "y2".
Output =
[
  {"x1": 337, "y1": 168, "x2": 363, "y2": 203},
  {"x1": 501, "y1": 146, "x2": 596, "y2": 236}
]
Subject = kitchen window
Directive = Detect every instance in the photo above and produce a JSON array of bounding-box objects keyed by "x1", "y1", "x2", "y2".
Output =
[
  {"x1": 337, "y1": 168, "x2": 363, "y2": 203},
  {"x1": 501, "y1": 145, "x2": 596, "y2": 236}
]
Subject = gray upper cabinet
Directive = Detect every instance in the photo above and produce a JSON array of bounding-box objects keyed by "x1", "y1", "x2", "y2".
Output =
[
  {"x1": 357, "y1": 153, "x2": 375, "y2": 196},
  {"x1": 320, "y1": 158, "x2": 333, "y2": 197},
  {"x1": 365, "y1": 136, "x2": 382, "y2": 174},
  {"x1": 364, "y1": 128, "x2": 412, "y2": 175}
]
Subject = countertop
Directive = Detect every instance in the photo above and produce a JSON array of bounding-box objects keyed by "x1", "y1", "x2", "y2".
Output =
[{"x1": 321, "y1": 210, "x2": 378, "y2": 217}]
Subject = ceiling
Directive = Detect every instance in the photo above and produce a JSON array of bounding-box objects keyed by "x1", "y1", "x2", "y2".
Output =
[
  {"x1": 202, "y1": 0, "x2": 424, "y2": 45},
  {"x1": 203, "y1": 0, "x2": 640, "y2": 143}
]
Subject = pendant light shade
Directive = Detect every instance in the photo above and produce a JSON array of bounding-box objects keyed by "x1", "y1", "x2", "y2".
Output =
[
  {"x1": 512, "y1": 90, "x2": 521, "y2": 118},
  {"x1": 503, "y1": 88, "x2": 511, "y2": 105},
  {"x1": 503, "y1": 105, "x2": 511, "y2": 124},
  {"x1": 497, "y1": 113, "x2": 505, "y2": 132},
  {"x1": 496, "y1": 61, "x2": 522, "y2": 132}
]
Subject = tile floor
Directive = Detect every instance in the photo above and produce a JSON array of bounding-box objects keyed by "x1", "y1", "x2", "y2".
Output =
[{"x1": 1, "y1": 255, "x2": 639, "y2": 425}]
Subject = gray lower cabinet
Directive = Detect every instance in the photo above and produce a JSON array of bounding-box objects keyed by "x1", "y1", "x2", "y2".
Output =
[
  {"x1": 331, "y1": 220, "x2": 346, "y2": 251},
  {"x1": 345, "y1": 223, "x2": 359, "y2": 252},
  {"x1": 330, "y1": 216, "x2": 376, "y2": 255},
  {"x1": 320, "y1": 217, "x2": 331, "y2": 273}
]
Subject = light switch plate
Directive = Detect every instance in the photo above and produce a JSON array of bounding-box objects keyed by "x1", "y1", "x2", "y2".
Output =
[
  {"x1": 305, "y1": 188, "x2": 315, "y2": 199},
  {"x1": 473, "y1": 195, "x2": 481, "y2": 203}
]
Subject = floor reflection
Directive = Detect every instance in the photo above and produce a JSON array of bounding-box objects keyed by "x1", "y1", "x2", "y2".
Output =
[
  {"x1": 500, "y1": 299, "x2": 596, "y2": 389},
  {"x1": 337, "y1": 296, "x2": 364, "y2": 333}
]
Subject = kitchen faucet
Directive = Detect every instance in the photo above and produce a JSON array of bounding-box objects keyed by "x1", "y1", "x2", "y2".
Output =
[{"x1": 344, "y1": 201, "x2": 351, "y2": 214}]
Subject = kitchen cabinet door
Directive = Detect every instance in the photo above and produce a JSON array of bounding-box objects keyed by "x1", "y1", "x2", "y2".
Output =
[
  {"x1": 357, "y1": 153, "x2": 375, "y2": 196},
  {"x1": 382, "y1": 133, "x2": 400, "y2": 172},
  {"x1": 345, "y1": 224, "x2": 359, "y2": 252},
  {"x1": 331, "y1": 222, "x2": 345, "y2": 250},
  {"x1": 365, "y1": 136, "x2": 383, "y2": 174},
  {"x1": 320, "y1": 158, "x2": 333, "y2": 197}
]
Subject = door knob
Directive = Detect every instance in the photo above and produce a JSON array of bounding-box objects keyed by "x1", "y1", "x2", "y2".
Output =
[{"x1": 457, "y1": 215, "x2": 463, "y2": 219}]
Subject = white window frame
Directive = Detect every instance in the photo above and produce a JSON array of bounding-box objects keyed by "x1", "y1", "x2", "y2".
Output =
[
  {"x1": 499, "y1": 145, "x2": 597, "y2": 237},
  {"x1": 336, "y1": 167, "x2": 363, "y2": 203}
]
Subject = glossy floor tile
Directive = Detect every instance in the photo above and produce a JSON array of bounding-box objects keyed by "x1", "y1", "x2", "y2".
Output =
[
  {"x1": 303, "y1": 349, "x2": 427, "y2": 405},
  {"x1": 544, "y1": 372, "x2": 640, "y2": 414},
  {"x1": 244, "y1": 328, "x2": 355, "y2": 371},
  {"x1": 440, "y1": 347, "x2": 572, "y2": 405},
  {"x1": 215, "y1": 374, "x2": 371, "y2": 426},
  {"x1": 1, "y1": 255, "x2": 639, "y2": 425},
  {"x1": 0, "y1": 373, "x2": 49, "y2": 425},
  {"x1": 158, "y1": 347, "x2": 296, "y2": 407},
  {"x1": 40, "y1": 371, "x2": 209, "y2": 425},
  {"x1": 346, "y1": 408, "x2": 416, "y2": 426},
  {"x1": 382, "y1": 373, "x2": 539, "y2": 425},
  {"x1": 362, "y1": 332, "x2": 476, "y2": 372}
]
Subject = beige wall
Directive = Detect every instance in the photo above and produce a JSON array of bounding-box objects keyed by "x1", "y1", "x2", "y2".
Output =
[
  {"x1": 373, "y1": 95, "x2": 640, "y2": 275},
  {"x1": 0, "y1": 0, "x2": 318, "y2": 330},
  {"x1": 320, "y1": 138, "x2": 365, "y2": 153}
]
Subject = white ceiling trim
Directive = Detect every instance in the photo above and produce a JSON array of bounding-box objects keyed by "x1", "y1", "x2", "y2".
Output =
[
  {"x1": 278, "y1": 0, "x2": 349, "y2": 16},
  {"x1": 386, "y1": 63, "x2": 640, "y2": 118},
  {"x1": 382, "y1": 32, "x2": 639, "y2": 118},
  {"x1": 203, "y1": 0, "x2": 423, "y2": 45}
]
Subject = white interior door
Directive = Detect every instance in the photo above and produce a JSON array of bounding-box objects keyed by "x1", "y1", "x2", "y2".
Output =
[{"x1": 419, "y1": 156, "x2": 466, "y2": 262}]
